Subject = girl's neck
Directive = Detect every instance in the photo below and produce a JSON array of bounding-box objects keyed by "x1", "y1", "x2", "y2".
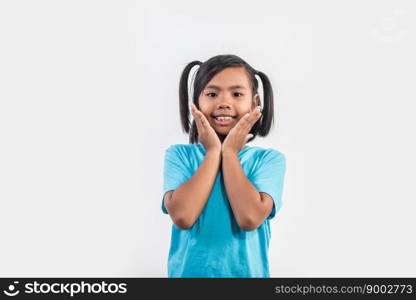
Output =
[{"x1": 218, "y1": 134, "x2": 226, "y2": 143}]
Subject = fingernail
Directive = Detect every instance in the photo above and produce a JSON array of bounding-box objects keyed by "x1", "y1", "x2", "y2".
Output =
[{"x1": 256, "y1": 106, "x2": 261, "y2": 112}]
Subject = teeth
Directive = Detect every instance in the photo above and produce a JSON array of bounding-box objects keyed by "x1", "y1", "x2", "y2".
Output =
[{"x1": 216, "y1": 116, "x2": 233, "y2": 121}]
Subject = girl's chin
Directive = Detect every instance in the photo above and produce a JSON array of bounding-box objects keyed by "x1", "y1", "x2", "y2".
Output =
[{"x1": 215, "y1": 127, "x2": 231, "y2": 135}]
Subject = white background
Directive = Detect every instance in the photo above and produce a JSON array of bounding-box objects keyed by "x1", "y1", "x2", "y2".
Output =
[{"x1": 0, "y1": 0, "x2": 415, "y2": 277}]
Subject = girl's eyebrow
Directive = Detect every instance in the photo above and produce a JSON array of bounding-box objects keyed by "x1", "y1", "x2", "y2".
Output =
[{"x1": 205, "y1": 84, "x2": 247, "y2": 90}]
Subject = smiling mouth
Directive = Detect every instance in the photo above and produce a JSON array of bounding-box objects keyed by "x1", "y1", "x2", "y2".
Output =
[
  {"x1": 212, "y1": 116, "x2": 236, "y2": 126},
  {"x1": 213, "y1": 116, "x2": 235, "y2": 120}
]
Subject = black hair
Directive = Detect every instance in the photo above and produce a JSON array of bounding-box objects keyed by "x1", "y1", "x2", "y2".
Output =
[{"x1": 179, "y1": 54, "x2": 275, "y2": 144}]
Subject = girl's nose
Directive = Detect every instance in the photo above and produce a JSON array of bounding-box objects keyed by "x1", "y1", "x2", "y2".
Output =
[
  {"x1": 218, "y1": 103, "x2": 231, "y2": 109},
  {"x1": 217, "y1": 96, "x2": 233, "y2": 108}
]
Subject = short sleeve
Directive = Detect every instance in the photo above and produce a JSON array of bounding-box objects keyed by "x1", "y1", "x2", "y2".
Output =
[
  {"x1": 161, "y1": 145, "x2": 193, "y2": 214},
  {"x1": 250, "y1": 150, "x2": 286, "y2": 220}
]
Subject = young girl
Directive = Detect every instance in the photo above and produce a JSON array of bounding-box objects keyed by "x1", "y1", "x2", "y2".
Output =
[{"x1": 161, "y1": 54, "x2": 286, "y2": 278}]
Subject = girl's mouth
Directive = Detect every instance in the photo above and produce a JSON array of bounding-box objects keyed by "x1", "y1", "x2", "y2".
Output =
[{"x1": 213, "y1": 116, "x2": 236, "y2": 126}]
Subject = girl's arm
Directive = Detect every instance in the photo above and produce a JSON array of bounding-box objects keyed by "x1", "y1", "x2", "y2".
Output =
[
  {"x1": 221, "y1": 150, "x2": 274, "y2": 231},
  {"x1": 165, "y1": 103, "x2": 222, "y2": 230},
  {"x1": 220, "y1": 106, "x2": 273, "y2": 231},
  {"x1": 164, "y1": 149, "x2": 221, "y2": 230}
]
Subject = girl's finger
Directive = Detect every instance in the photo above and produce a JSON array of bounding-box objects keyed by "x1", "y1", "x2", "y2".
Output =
[
  {"x1": 249, "y1": 106, "x2": 262, "y2": 122},
  {"x1": 237, "y1": 109, "x2": 261, "y2": 134},
  {"x1": 191, "y1": 103, "x2": 211, "y2": 135},
  {"x1": 192, "y1": 104, "x2": 206, "y2": 127},
  {"x1": 191, "y1": 104, "x2": 203, "y2": 133},
  {"x1": 239, "y1": 112, "x2": 256, "y2": 130},
  {"x1": 246, "y1": 107, "x2": 262, "y2": 126},
  {"x1": 193, "y1": 104, "x2": 211, "y2": 129}
]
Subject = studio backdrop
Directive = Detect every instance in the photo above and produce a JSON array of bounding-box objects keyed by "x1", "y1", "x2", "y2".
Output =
[{"x1": 0, "y1": 0, "x2": 415, "y2": 277}]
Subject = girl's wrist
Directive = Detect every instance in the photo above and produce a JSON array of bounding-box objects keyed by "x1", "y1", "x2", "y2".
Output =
[
  {"x1": 206, "y1": 148, "x2": 222, "y2": 157},
  {"x1": 221, "y1": 149, "x2": 238, "y2": 158}
]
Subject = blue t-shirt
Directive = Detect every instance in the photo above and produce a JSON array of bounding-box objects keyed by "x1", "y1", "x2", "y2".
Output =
[{"x1": 161, "y1": 143, "x2": 286, "y2": 278}]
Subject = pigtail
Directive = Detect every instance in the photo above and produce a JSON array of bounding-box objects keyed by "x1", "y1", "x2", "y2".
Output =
[
  {"x1": 255, "y1": 70, "x2": 275, "y2": 136},
  {"x1": 179, "y1": 61, "x2": 202, "y2": 133}
]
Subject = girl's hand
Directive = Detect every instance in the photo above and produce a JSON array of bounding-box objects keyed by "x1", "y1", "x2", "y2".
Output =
[
  {"x1": 190, "y1": 103, "x2": 222, "y2": 153},
  {"x1": 222, "y1": 106, "x2": 262, "y2": 155}
]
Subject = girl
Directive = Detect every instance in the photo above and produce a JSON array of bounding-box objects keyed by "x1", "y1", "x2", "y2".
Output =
[{"x1": 161, "y1": 54, "x2": 286, "y2": 278}]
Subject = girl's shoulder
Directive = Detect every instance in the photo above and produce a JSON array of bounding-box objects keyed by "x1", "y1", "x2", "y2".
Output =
[
  {"x1": 245, "y1": 145, "x2": 285, "y2": 159},
  {"x1": 244, "y1": 147, "x2": 286, "y2": 171},
  {"x1": 166, "y1": 143, "x2": 200, "y2": 150},
  {"x1": 165, "y1": 143, "x2": 203, "y2": 156}
]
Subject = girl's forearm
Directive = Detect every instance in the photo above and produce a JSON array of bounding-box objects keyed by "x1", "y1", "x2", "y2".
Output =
[
  {"x1": 168, "y1": 150, "x2": 221, "y2": 229},
  {"x1": 221, "y1": 150, "x2": 262, "y2": 230}
]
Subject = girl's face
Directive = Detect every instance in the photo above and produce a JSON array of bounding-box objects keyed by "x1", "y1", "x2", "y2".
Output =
[{"x1": 198, "y1": 67, "x2": 259, "y2": 139}]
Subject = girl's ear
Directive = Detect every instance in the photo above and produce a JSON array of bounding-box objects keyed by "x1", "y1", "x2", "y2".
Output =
[{"x1": 252, "y1": 93, "x2": 260, "y2": 109}]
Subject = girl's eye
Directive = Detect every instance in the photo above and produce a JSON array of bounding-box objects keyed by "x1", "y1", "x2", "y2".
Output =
[{"x1": 205, "y1": 92, "x2": 243, "y2": 97}]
